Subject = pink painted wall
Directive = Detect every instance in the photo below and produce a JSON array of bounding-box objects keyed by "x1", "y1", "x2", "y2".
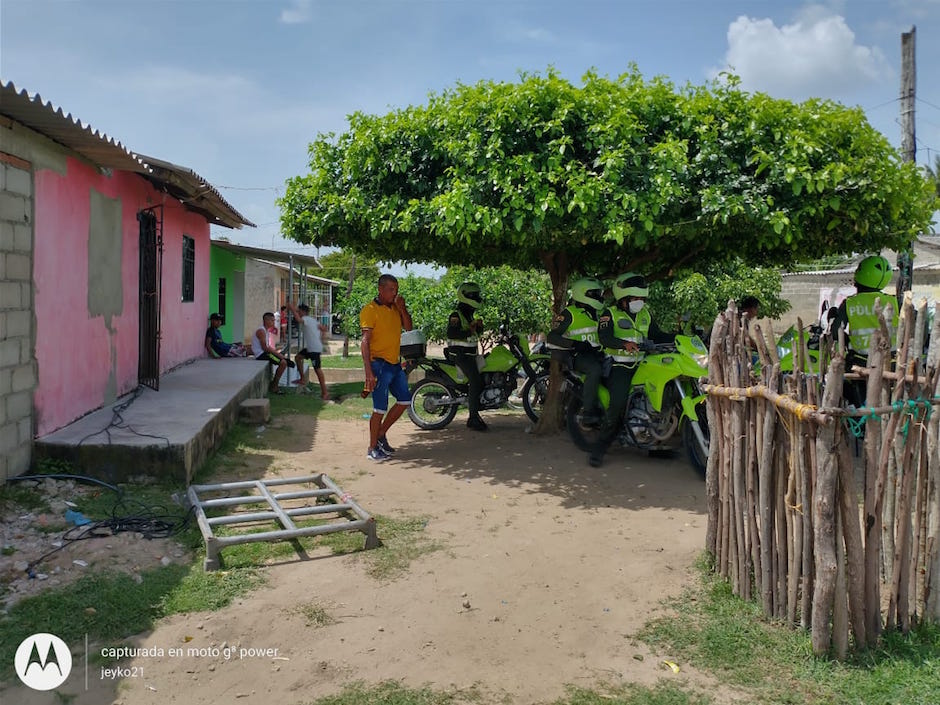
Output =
[{"x1": 33, "y1": 156, "x2": 211, "y2": 436}]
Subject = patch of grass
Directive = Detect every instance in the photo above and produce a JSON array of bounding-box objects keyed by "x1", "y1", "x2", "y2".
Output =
[
  {"x1": 304, "y1": 680, "x2": 711, "y2": 705},
  {"x1": 307, "y1": 680, "x2": 482, "y2": 705},
  {"x1": 195, "y1": 420, "x2": 279, "y2": 482},
  {"x1": 322, "y1": 514, "x2": 443, "y2": 580},
  {"x1": 207, "y1": 513, "x2": 441, "y2": 580},
  {"x1": 550, "y1": 681, "x2": 712, "y2": 704},
  {"x1": 268, "y1": 381, "x2": 373, "y2": 420},
  {"x1": 320, "y1": 354, "x2": 365, "y2": 369},
  {"x1": 157, "y1": 563, "x2": 266, "y2": 614},
  {"x1": 637, "y1": 558, "x2": 940, "y2": 705},
  {"x1": 0, "y1": 563, "x2": 265, "y2": 681},
  {"x1": 287, "y1": 600, "x2": 336, "y2": 627},
  {"x1": 0, "y1": 481, "x2": 51, "y2": 513}
]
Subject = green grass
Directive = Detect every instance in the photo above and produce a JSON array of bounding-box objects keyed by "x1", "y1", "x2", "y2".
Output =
[
  {"x1": 267, "y1": 381, "x2": 374, "y2": 420},
  {"x1": 0, "y1": 481, "x2": 52, "y2": 513},
  {"x1": 213, "y1": 513, "x2": 441, "y2": 580},
  {"x1": 307, "y1": 681, "x2": 483, "y2": 705},
  {"x1": 636, "y1": 558, "x2": 940, "y2": 705},
  {"x1": 321, "y1": 354, "x2": 366, "y2": 369},
  {"x1": 0, "y1": 563, "x2": 265, "y2": 680},
  {"x1": 287, "y1": 600, "x2": 336, "y2": 627},
  {"x1": 303, "y1": 679, "x2": 712, "y2": 705}
]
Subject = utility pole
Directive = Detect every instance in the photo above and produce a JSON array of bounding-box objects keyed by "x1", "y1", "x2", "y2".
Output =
[{"x1": 897, "y1": 26, "x2": 916, "y2": 303}]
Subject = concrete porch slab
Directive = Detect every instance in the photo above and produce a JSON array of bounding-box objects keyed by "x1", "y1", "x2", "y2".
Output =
[{"x1": 33, "y1": 358, "x2": 269, "y2": 484}]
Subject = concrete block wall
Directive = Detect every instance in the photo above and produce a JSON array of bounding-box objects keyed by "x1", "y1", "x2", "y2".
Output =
[{"x1": 0, "y1": 152, "x2": 35, "y2": 481}]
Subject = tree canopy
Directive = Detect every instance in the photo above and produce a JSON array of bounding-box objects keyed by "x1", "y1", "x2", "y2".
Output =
[
  {"x1": 280, "y1": 67, "x2": 936, "y2": 304},
  {"x1": 333, "y1": 266, "x2": 552, "y2": 342}
]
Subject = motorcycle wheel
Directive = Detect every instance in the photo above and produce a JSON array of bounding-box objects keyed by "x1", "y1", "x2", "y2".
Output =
[
  {"x1": 681, "y1": 403, "x2": 710, "y2": 478},
  {"x1": 521, "y1": 373, "x2": 549, "y2": 423},
  {"x1": 565, "y1": 396, "x2": 608, "y2": 452},
  {"x1": 408, "y1": 379, "x2": 459, "y2": 430}
]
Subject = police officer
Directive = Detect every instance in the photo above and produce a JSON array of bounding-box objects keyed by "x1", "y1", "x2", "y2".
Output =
[
  {"x1": 547, "y1": 277, "x2": 607, "y2": 430},
  {"x1": 830, "y1": 255, "x2": 898, "y2": 408},
  {"x1": 592, "y1": 272, "x2": 675, "y2": 467},
  {"x1": 831, "y1": 255, "x2": 898, "y2": 368},
  {"x1": 447, "y1": 282, "x2": 488, "y2": 431}
]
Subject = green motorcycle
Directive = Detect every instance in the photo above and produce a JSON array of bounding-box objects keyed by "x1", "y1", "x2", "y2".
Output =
[
  {"x1": 408, "y1": 327, "x2": 550, "y2": 429},
  {"x1": 565, "y1": 335, "x2": 710, "y2": 475},
  {"x1": 776, "y1": 324, "x2": 822, "y2": 373}
]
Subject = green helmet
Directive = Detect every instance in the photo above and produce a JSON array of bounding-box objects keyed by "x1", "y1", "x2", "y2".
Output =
[
  {"x1": 570, "y1": 277, "x2": 605, "y2": 311},
  {"x1": 854, "y1": 255, "x2": 892, "y2": 290},
  {"x1": 457, "y1": 282, "x2": 482, "y2": 309},
  {"x1": 612, "y1": 272, "x2": 649, "y2": 301}
]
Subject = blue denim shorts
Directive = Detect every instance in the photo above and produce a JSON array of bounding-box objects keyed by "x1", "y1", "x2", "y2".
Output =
[{"x1": 370, "y1": 359, "x2": 411, "y2": 413}]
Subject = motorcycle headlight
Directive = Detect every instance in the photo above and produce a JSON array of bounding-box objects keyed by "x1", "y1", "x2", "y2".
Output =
[{"x1": 693, "y1": 353, "x2": 709, "y2": 369}]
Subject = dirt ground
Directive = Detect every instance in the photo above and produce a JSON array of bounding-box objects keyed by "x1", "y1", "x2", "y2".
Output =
[{"x1": 3, "y1": 410, "x2": 732, "y2": 705}]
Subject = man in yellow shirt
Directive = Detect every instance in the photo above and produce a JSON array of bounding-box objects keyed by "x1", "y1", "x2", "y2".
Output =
[{"x1": 360, "y1": 274, "x2": 413, "y2": 461}]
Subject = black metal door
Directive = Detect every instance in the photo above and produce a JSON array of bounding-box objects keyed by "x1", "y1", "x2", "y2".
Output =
[{"x1": 138, "y1": 208, "x2": 162, "y2": 390}]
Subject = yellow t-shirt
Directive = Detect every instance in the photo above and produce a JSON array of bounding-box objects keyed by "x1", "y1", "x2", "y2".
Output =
[{"x1": 360, "y1": 299, "x2": 403, "y2": 363}]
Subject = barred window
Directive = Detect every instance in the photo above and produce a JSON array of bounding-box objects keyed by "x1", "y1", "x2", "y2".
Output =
[{"x1": 182, "y1": 235, "x2": 195, "y2": 302}]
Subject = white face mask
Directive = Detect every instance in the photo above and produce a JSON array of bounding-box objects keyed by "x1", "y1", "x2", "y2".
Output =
[{"x1": 629, "y1": 300, "x2": 645, "y2": 314}]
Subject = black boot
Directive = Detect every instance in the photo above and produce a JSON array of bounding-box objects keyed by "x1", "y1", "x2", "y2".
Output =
[{"x1": 467, "y1": 414, "x2": 488, "y2": 431}]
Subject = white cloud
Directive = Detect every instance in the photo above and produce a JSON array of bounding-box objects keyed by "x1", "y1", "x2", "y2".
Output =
[
  {"x1": 713, "y1": 7, "x2": 893, "y2": 100},
  {"x1": 279, "y1": 0, "x2": 313, "y2": 25}
]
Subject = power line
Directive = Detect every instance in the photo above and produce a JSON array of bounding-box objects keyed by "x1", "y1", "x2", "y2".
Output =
[{"x1": 916, "y1": 97, "x2": 940, "y2": 113}]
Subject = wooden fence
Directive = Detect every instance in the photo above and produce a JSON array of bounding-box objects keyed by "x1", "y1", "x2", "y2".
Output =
[{"x1": 703, "y1": 294, "x2": 940, "y2": 657}]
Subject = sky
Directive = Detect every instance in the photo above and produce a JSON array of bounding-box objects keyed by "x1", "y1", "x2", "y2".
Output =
[{"x1": 2, "y1": 0, "x2": 939, "y2": 275}]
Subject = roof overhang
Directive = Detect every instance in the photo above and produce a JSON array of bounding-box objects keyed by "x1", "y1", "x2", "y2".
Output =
[
  {"x1": 1, "y1": 80, "x2": 254, "y2": 230},
  {"x1": 211, "y1": 239, "x2": 323, "y2": 270}
]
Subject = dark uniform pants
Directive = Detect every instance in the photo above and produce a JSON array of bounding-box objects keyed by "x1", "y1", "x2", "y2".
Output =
[
  {"x1": 605, "y1": 362, "x2": 636, "y2": 430},
  {"x1": 574, "y1": 349, "x2": 604, "y2": 417},
  {"x1": 454, "y1": 351, "x2": 483, "y2": 414}
]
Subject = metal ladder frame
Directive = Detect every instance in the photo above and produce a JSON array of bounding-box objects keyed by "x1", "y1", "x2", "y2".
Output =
[{"x1": 186, "y1": 474, "x2": 379, "y2": 570}]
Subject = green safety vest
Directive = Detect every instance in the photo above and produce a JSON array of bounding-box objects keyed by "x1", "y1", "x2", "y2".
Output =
[
  {"x1": 845, "y1": 292, "x2": 898, "y2": 356},
  {"x1": 604, "y1": 307, "x2": 650, "y2": 362},
  {"x1": 447, "y1": 309, "x2": 479, "y2": 349},
  {"x1": 565, "y1": 305, "x2": 600, "y2": 347}
]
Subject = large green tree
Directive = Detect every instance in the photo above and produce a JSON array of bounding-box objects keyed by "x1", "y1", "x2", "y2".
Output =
[
  {"x1": 280, "y1": 68, "x2": 935, "y2": 304},
  {"x1": 280, "y1": 68, "x2": 935, "y2": 427}
]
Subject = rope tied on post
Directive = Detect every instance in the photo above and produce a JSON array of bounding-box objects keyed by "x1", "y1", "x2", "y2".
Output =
[{"x1": 843, "y1": 408, "x2": 881, "y2": 438}]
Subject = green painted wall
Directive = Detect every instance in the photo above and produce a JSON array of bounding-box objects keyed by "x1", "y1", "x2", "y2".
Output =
[{"x1": 209, "y1": 245, "x2": 245, "y2": 343}]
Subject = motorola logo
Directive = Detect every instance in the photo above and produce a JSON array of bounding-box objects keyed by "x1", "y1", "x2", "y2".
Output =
[{"x1": 14, "y1": 633, "x2": 72, "y2": 691}]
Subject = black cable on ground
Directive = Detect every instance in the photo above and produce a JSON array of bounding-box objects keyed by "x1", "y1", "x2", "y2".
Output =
[{"x1": 6, "y1": 473, "x2": 194, "y2": 577}]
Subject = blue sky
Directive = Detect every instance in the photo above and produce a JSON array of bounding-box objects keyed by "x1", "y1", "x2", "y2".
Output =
[{"x1": 2, "y1": 0, "x2": 938, "y2": 270}]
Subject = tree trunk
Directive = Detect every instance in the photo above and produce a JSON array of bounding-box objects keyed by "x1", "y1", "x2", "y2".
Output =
[{"x1": 532, "y1": 252, "x2": 570, "y2": 434}]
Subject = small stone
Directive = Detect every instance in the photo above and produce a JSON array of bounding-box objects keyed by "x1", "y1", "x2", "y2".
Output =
[
  {"x1": 85, "y1": 607, "x2": 97, "y2": 615},
  {"x1": 462, "y1": 600, "x2": 471, "y2": 609}
]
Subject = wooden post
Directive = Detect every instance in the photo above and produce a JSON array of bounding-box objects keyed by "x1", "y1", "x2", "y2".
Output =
[
  {"x1": 705, "y1": 311, "x2": 729, "y2": 559},
  {"x1": 812, "y1": 353, "x2": 845, "y2": 656},
  {"x1": 863, "y1": 308, "x2": 891, "y2": 641},
  {"x1": 838, "y1": 418, "x2": 868, "y2": 649}
]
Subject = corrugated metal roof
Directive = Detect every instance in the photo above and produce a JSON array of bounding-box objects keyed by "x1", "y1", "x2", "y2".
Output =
[
  {"x1": 211, "y1": 239, "x2": 324, "y2": 270},
  {"x1": 135, "y1": 154, "x2": 255, "y2": 229},
  {"x1": 1, "y1": 80, "x2": 254, "y2": 229}
]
